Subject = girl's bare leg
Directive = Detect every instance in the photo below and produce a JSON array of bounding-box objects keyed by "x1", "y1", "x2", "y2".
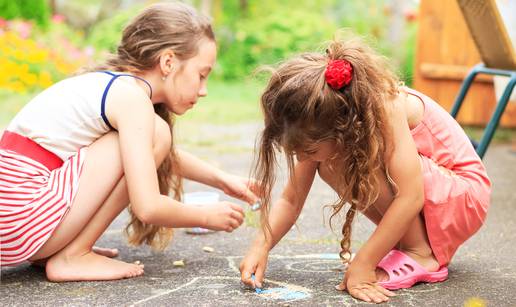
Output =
[
  {"x1": 369, "y1": 168, "x2": 439, "y2": 281},
  {"x1": 317, "y1": 163, "x2": 439, "y2": 282},
  {"x1": 29, "y1": 117, "x2": 171, "y2": 281}
]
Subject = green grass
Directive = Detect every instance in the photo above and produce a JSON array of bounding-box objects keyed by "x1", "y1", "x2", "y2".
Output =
[
  {"x1": 0, "y1": 79, "x2": 264, "y2": 128},
  {"x1": 3, "y1": 83, "x2": 514, "y2": 147},
  {"x1": 464, "y1": 126, "x2": 516, "y2": 144},
  {"x1": 0, "y1": 91, "x2": 38, "y2": 128},
  {"x1": 180, "y1": 79, "x2": 264, "y2": 124}
]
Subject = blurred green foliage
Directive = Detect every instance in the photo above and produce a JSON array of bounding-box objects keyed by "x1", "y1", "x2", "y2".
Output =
[
  {"x1": 0, "y1": 0, "x2": 420, "y2": 126},
  {"x1": 86, "y1": 5, "x2": 143, "y2": 53},
  {"x1": 82, "y1": 0, "x2": 417, "y2": 84},
  {"x1": 0, "y1": 0, "x2": 50, "y2": 28},
  {"x1": 213, "y1": 0, "x2": 337, "y2": 80}
]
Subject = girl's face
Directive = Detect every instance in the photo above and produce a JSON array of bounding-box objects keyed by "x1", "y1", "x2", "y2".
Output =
[
  {"x1": 165, "y1": 40, "x2": 217, "y2": 115},
  {"x1": 294, "y1": 140, "x2": 336, "y2": 162}
]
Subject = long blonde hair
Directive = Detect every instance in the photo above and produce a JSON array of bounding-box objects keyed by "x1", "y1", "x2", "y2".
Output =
[
  {"x1": 255, "y1": 36, "x2": 398, "y2": 262},
  {"x1": 98, "y1": 2, "x2": 215, "y2": 250}
]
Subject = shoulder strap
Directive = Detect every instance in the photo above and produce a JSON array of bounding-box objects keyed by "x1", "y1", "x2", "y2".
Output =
[{"x1": 98, "y1": 71, "x2": 153, "y2": 130}]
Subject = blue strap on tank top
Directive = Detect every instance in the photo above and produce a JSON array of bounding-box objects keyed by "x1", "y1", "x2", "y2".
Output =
[{"x1": 99, "y1": 71, "x2": 153, "y2": 130}]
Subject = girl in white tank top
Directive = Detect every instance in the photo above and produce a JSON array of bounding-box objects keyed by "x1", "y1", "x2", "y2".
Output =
[{"x1": 0, "y1": 2, "x2": 260, "y2": 282}]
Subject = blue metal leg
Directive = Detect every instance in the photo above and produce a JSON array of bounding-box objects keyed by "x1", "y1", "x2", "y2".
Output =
[
  {"x1": 451, "y1": 64, "x2": 484, "y2": 119},
  {"x1": 449, "y1": 63, "x2": 516, "y2": 158},
  {"x1": 476, "y1": 74, "x2": 516, "y2": 158}
]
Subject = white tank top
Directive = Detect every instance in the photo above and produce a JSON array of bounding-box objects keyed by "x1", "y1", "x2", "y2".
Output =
[{"x1": 7, "y1": 72, "x2": 152, "y2": 161}]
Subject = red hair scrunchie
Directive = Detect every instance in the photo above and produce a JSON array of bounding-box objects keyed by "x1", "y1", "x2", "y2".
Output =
[{"x1": 324, "y1": 59, "x2": 353, "y2": 90}]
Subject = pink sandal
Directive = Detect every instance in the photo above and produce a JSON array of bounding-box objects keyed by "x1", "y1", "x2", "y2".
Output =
[{"x1": 377, "y1": 250, "x2": 448, "y2": 290}]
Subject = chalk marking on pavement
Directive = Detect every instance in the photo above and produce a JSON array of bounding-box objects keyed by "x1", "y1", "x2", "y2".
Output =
[{"x1": 130, "y1": 276, "x2": 311, "y2": 305}]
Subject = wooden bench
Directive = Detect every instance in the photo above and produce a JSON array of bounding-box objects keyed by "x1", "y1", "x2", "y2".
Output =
[{"x1": 452, "y1": 0, "x2": 516, "y2": 158}]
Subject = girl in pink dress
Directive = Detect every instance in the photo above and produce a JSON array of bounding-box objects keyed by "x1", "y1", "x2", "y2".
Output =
[{"x1": 239, "y1": 36, "x2": 491, "y2": 303}]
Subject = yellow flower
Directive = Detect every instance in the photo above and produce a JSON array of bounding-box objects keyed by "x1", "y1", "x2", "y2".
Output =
[
  {"x1": 38, "y1": 71, "x2": 53, "y2": 88},
  {"x1": 6, "y1": 80, "x2": 27, "y2": 93},
  {"x1": 27, "y1": 50, "x2": 48, "y2": 63}
]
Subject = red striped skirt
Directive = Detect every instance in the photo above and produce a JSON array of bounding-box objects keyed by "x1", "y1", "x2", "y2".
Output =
[{"x1": 0, "y1": 131, "x2": 86, "y2": 266}]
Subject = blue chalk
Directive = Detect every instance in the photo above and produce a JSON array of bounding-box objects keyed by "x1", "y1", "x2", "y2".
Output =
[
  {"x1": 259, "y1": 288, "x2": 309, "y2": 300},
  {"x1": 251, "y1": 274, "x2": 262, "y2": 293}
]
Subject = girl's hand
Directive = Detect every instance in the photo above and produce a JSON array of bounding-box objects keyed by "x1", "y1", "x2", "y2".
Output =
[
  {"x1": 203, "y1": 201, "x2": 245, "y2": 232},
  {"x1": 336, "y1": 261, "x2": 395, "y2": 304},
  {"x1": 239, "y1": 244, "x2": 269, "y2": 289},
  {"x1": 219, "y1": 173, "x2": 261, "y2": 205}
]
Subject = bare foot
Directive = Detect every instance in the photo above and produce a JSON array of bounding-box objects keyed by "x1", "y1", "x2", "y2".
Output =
[
  {"x1": 45, "y1": 251, "x2": 144, "y2": 282},
  {"x1": 376, "y1": 249, "x2": 440, "y2": 282},
  {"x1": 30, "y1": 246, "x2": 118, "y2": 267}
]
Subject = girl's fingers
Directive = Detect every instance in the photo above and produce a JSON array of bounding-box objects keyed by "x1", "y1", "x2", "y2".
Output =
[
  {"x1": 350, "y1": 285, "x2": 390, "y2": 304},
  {"x1": 361, "y1": 287, "x2": 389, "y2": 303},
  {"x1": 241, "y1": 270, "x2": 254, "y2": 287},
  {"x1": 243, "y1": 186, "x2": 258, "y2": 203},
  {"x1": 254, "y1": 266, "x2": 265, "y2": 288},
  {"x1": 230, "y1": 202, "x2": 245, "y2": 215},
  {"x1": 230, "y1": 209, "x2": 245, "y2": 223},
  {"x1": 231, "y1": 217, "x2": 242, "y2": 228},
  {"x1": 376, "y1": 284, "x2": 396, "y2": 297},
  {"x1": 248, "y1": 178, "x2": 265, "y2": 196},
  {"x1": 350, "y1": 288, "x2": 372, "y2": 303},
  {"x1": 225, "y1": 218, "x2": 241, "y2": 232}
]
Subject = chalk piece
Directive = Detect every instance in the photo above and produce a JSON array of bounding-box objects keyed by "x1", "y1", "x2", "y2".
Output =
[
  {"x1": 203, "y1": 246, "x2": 215, "y2": 253},
  {"x1": 251, "y1": 201, "x2": 261, "y2": 211},
  {"x1": 185, "y1": 227, "x2": 214, "y2": 235},
  {"x1": 173, "y1": 260, "x2": 185, "y2": 267},
  {"x1": 251, "y1": 273, "x2": 262, "y2": 293}
]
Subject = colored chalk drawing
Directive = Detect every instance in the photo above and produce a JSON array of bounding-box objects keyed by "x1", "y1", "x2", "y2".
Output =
[
  {"x1": 130, "y1": 276, "x2": 312, "y2": 305},
  {"x1": 257, "y1": 287, "x2": 309, "y2": 300},
  {"x1": 131, "y1": 254, "x2": 346, "y2": 305}
]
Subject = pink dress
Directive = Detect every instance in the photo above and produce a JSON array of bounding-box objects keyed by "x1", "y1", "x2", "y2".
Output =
[{"x1": 407, "y1": 88, "x2": 491, "y2": 266}]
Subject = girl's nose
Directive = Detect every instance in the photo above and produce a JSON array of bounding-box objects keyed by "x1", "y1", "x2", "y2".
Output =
[{"x1": 198, "y1": 84, "x2": 208, "y2": 97}]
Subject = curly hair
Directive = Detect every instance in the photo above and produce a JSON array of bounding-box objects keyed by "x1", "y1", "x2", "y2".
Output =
[
  {"x1": 255, "y1": 35, "x2": 399, "y2": 263},
  {"x1": 94, "y1": 2, "x2": 215, "y2": 250}
]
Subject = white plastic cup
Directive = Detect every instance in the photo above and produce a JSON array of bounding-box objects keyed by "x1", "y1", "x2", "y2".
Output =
[
  {"x1": 184, "y1": 191, "x2": 220, "y2": 205},
  {"x1": 183, "y1": 191, "x2": 220, "y2": 234}
]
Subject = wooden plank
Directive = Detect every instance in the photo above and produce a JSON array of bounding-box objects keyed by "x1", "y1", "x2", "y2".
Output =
[
  {"x1": 413, "y1": 0, "x2": 516, "y2": 127},
  {"x1": 420, "y1": 63, "x2": 493, "y2": 82},
  {"x1": 457, "y1": 0, "x2": 516, "y2": 69},
  {"x1": 413, "y1": 0, "x2": 443, "y2": 99}
]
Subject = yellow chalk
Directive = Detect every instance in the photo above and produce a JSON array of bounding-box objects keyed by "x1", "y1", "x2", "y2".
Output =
[
  {"x1": 464, "y1": 297, "x2": 486, "y2": 307},
  {"x1": 203, "y1": 246, "x2": 215, "y2": 253},
  {"x1": 173, "y1": 260, "x2": 185, "y2": 267}
]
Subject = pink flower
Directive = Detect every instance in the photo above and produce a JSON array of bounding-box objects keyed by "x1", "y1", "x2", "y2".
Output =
[
  {"x1": 404, "y1": 10, "x2": 417, "y2": 22},
  {"x1": 52, "y1": 14, "x2": 66, "y2": 24}
]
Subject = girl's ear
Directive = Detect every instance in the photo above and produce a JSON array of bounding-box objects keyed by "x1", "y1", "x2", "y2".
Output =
[{"x1": 159, "y1": 49, "x2": 175, "y2": 76}]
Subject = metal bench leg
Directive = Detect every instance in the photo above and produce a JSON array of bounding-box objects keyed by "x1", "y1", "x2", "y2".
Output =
[
  {"x1": 476, "y1": 74, "x2": 516, "y2": 158},
  {"x1": 451, "y1": 64, "x2": 483, "y2": 119}
]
